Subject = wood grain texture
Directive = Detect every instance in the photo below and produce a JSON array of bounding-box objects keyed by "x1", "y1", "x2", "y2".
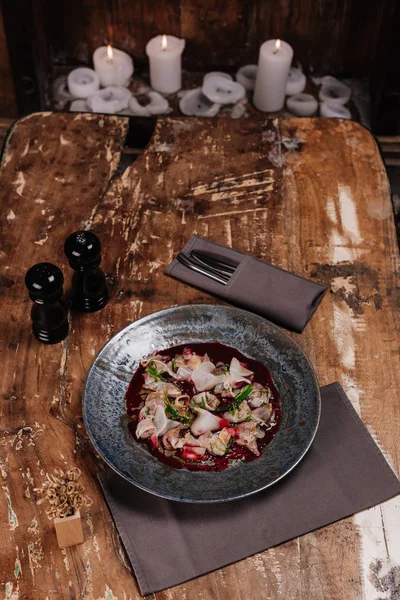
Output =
[
  {"x1": 27, "y1": 0, "x2": 396, "y2": 75},
  {"x1": 0, "y1": 8, "x2": 17, "y2": 117},
  {"x1": 0, "y1": 113, "x2": 399, "y2": 599}
]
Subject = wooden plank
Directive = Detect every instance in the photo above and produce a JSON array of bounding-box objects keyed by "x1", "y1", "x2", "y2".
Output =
[
  {"x1": 377, "y1": 136, "x2": 400, "y2": 143},
  {"x1": 257, "y1": 0, "x2": 397, "y2": 75},
  {"x1": 0, "y1": 113, "x2": 399, "y2": 599},
  {"x1": 0, "y1": 9, "x2": 17, "y2": 117},
  {"x1": 280, "y1": 118, "x2": 400, "y2": 599},
  {"x1": 14, "y1": 0, "x2": 396, "y2": 75},
  {"x1": 1, "y1": 0, "x2": 46, "y2": 113},
  {"x1": 48, "y1": 0, "x2": 181, "y2": 69},
  {"x1": 0, "y1": 112, "x2": 134, "y2": 598},
  {"x1": 180, "y1": 0, "x2": 255, "y2": 69}
]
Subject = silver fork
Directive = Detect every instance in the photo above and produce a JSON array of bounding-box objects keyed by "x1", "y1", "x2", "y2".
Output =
[{"x1": 177, "y1": 253, "x2": 230, "y2": 285}]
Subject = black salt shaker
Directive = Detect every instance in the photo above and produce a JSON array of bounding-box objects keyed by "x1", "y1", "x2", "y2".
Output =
[
  {"x1": 25, "y1": 263, "x2": 69, "y2": 344},
  {"x1": 64, "y1": 230, "x2": 108, "y2": 312}
]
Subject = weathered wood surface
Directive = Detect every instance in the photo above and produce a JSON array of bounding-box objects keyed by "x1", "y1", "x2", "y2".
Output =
[{"x1": 0, "y1": 112, "x2": 399, "y2": 599}]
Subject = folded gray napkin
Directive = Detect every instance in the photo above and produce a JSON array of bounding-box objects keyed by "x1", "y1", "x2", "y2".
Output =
[
  {"x1": 98, "y1": 383, "x2": 400, "y2": 596},
  {"x1": 165, "y1": 236, "x2": 327, "y2": 333}
]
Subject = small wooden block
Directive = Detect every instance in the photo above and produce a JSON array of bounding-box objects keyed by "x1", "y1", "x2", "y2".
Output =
[{"x1": 54, "y1": 510, "x2": 84, "y2": 548}]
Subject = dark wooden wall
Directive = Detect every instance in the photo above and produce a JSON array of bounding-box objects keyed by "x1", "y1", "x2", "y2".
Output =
[
  {"x1": 46, "y1": 0, "x2": 396, "y2": 74},
  {"x1": 0, "y1": 5, "x2": 17, "y2": 117},
  {"x1": 0, "y1": 0, "x2": 398, "y2": 119}
]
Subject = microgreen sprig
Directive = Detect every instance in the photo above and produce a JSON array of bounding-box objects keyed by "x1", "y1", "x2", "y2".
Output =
[
  {"x1": 145, "y1": 361, "x2": 165, "y2": 381},
  {"x1": 218, "y1": 384, "x2": 253, "y2": 415}
]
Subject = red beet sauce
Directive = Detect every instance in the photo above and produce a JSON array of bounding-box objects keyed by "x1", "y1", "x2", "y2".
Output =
[{"x1": 126, "y1": 343, "x2": 281, "y2": 471}]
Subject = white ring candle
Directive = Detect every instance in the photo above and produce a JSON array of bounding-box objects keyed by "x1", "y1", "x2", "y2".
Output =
[
  {"x1": 320, "y1": 101, "x2": 351, "y2": 119},
  {"x1": 128, "y1": 91, "x2": 171, "y2": 116},
  {"x1": 70, "y1": 99, "x2": 89, "y2": 112},
  {"x1": 53, "y1": 76, "x2": 74, "y2": 109},
  {"x1": 254, "y1": 39, "x2": 294, "y2": 112},
  {"x1": 202, "y1": 75, "x2": 245, "y2": 104},
  {"x1": 93, "y1": 46, "x2": 134, "y2": 88},
  {"x1": 286, "y1": 93, "x2": 318, "y2": 116},
  {"x1": 86, "y1": 86, "x2": 132, "y2": 114},
  {"x1": 203, "y1": 72, "x2": 233, "y2": 83},
  {"x1": 236, "y1": 65, "x2": 257, "y2": 91},
  {"x1": 128, "y1": 97, "x2": 151, "y2": 117},
  {"x1": 68, "y1": 67, "x2": 100, "y2": 98},
  {"x1": 319, "y1": 76, "x2": 351, "y2": 106},
  {"x1": 179, "y1": 88, "x2": 220, "y2": 116},
  {"x1": 147, "y1": 91, "x2": 171, "y2": 115},
  {"x1": 146, "y1": 35, "x2": 185, "y2": 94},
  {"x1": 286, "y1": 67, "x2": 306, "y2": 96}
]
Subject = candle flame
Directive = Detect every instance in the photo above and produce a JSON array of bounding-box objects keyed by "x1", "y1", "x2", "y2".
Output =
[
  {"x1": 161, "y1": 35, "x2": 167, "y2": 51},
  {"x1": 275, "y1": 39, "x2": 281, "y2": 51},
  {"x1": 107, "y1": 45, "x2": 113, "y2": 60}
]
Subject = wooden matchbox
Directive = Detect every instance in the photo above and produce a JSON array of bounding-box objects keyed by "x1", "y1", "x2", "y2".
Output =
[{"x1": 54, "y1": 510, "x2": 84, "y2": 548}]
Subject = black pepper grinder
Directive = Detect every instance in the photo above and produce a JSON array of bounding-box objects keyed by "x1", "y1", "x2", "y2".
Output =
[
  {"x1": 64, "y1": 230, "x2": 108, "y2": 312},
  {"x1": 25, "y1": 263, "x2": 69, "y2": 344}
]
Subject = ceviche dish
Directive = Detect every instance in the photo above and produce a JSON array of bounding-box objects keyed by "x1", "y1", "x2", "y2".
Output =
[{"x1": 126, "y1": 343, "x2": 281, "y2": 471}]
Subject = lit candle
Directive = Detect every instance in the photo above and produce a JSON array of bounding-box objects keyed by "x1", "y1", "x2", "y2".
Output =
[
  {"x1": 253, "y1": 39, "x2": 293, "y2": 112},
  {"x1": 146, "y1": 34, "x2": 185, "y2": 94},
  {"x1": 286, "y1": 66, "x2": 306, "y2": 96},
  {"x1": 286, "y1": 93, "x2": 318, "y2": 116},
  {"x1": 93, "y1": 45, "x2": 134, "y2": 87},
  {"x1": 320, "y1": 101, "x2": 351, "y2": 119},
  {"x1": 68, "y1": 67, "x2": 100, "y2": 98}
]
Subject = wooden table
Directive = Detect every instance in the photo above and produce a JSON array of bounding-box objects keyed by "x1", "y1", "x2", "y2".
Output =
[{"x1": 0, "y1": 113, "x2": 399, "y2": 600}]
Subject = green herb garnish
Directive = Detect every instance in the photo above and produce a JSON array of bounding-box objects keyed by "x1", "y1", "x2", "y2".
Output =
[
  {"x1": 146, "y1": 361, "x2": 165, "y2": 381},
  {"x1": 218, "y1": 384, "x2": 253, "y2": 415},
  {"x1": 164, "y1": 399, "x2": 193, "y2": 425},
  {"x1": 235, "y1": 384, "x2": 253, "y2": 403},
  {"x1": 172, "y1": 357, "x2": 178, "y2": 373},
  {"x1": 225, "y1": 436, "x2": 234, "y2": 453}
]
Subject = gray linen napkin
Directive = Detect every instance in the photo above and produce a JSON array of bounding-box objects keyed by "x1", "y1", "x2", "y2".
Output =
[
  {"x1": 165, "y1": 236, "x2": 327, "y2": 333},
  {"x1": 98, "y1": 383, "x2": 400, "y2": 596}
]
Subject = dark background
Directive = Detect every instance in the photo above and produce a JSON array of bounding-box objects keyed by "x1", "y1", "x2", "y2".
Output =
[{"x1": 0, "y1": 0, "x2": 399, "y2": 133}]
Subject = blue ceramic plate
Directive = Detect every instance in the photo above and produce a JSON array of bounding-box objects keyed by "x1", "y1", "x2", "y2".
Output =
[{"x1": 83, "y1": 305, "x2": 321, "y2": 502}]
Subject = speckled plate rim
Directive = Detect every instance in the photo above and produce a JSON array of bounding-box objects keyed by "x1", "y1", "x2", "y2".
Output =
[{"x1": 82, "y1": 304, "x2": 321, "y2": 502}]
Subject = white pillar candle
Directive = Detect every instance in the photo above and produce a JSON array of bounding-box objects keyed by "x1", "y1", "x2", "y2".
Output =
[
  {"x1": 319, "y1": 76, "x2": 351, "y2": 106},
  {"x1": 286, "y1": 66, "x2": 306, "y2": 96},
  {"x1": 236, "y1": 65, "x2": 257, "y2": 91},
  {"x1": 93, "y1": 46, "x2": 134, "y2": 87},
  {"x1": 253, "y1": 39, "x2": 293, "y2": 112},
  {"x1": 320, "y1": 101, "x2": 351, "y2": 119},
  {"x1": 146, "y1": 35, "x2": 185, "y2": 94},
  {"x1": 179, "y1": 88, "x2": 220, "y2": 116},
  {"x1": 202, "y1": 75, "x2": 245, "y2": 104},
  {"x1": 68, "y1": 67, "x2": 100, "y2": 98},
  {"x1": 286, "y1": 93, "x2": 318, "y2": 116},
  {"x1": 86, "y1": 86, "x2": 132, "y2": 114}
]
